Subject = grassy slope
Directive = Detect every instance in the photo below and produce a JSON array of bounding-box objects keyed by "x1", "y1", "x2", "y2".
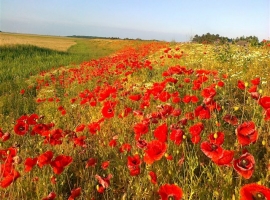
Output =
[{"x1": 0, "y1": 33, "x2": 150, "y2": 126}]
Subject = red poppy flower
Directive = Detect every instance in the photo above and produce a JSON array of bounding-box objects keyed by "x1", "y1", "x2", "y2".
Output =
[
  {"x1": 223, "y1": 114, "x2": 239, "y2": 126},
  {"x1": 250, "y1": 92, "x2": 260, "y2": 100},
  {"x1": 17, "y1": 115, "x2": 28, "y2": 123},
  {"x1": 265, "y1": 108, "x2": 270, "y2": 121},
  {"x1": 86, "y1": 158, "x2": 97, "y2": 168},
  {"x1": 189, "y1": 122, "x2": 204, "y2": 136},
  {"x1": 97, "y1": 185, "x2": 104, "y2": 193},
  {"x1": 158, "y1": 184, "x2": 183, "y2": 200},
  {"x1": 190, "y1": 95, "x2": 199, "y2": 103},
  {"x1": 127, "y1": 154, "x2": 141, "y2": 176},
  {"x1": 233, "y1": 152, "x2": 255, "y2": 179},
  {"x1": 98, "y1": 87, "x2": 117, "y2": 101},
  {"x1": 212, "y1": 150, "x2": 234, "y2": 166},
  {"x1": 182, "y1": 95, "x2": 191, "y2": 103},
  {"x1": 27, "y1": 113, "x2": 39, "y2": 125},
  {"x1": 149, "y1": 171, "x2": 157, "y2": 184},
  {"x1": 119, "y1": 106, "x2": 132, "y2": 118},
  {"x1": 75, "y1": 124, "x2": 85, "y2": 132},
  {"x1": 200, "y1": 141, "x2": 224, "y2": 160},
  {"x1": 88, "y1": 122, "x2": 101, "y2": 135},
  {"x1": 192, "y1": 80, "x2": 202, "y2": 90},
  {"x1": 236, "y1": 121, "x2": 258, "y2": 146},
  {"x1": 50, "y1": 155, "x2": 73, "y2": 174},
  {"x1": 129, "y1": 94, "x2": 142, "y2": 101},
  {"x1": 0, "y1": 147, "x2": 17, "y2": 163},
  {"x1": 222, "y1": 74, "x2": 228, "y2": 79},
  {"x1": 0, "y1": 130, "x2": 10, "y2": 142},
  {"x1": 127, "y1": 154, "x2": 141, "y2": 168},
  {"x1": 101, "y1": 105, "x2": 115, "y2": 118},
  {"x1": 73, "y1": 136, "x2": 86, "y2": 147},
  {"x1": 37, "y1": 151, "x2": 54, "y2": 168},
  {"x1": 159, "y1": 104, "x2": 173, "y2": 117},
  {"x1": 134, "y1": 122, "x2": 149, "y2": 140},
  {"x1": 136, "y1": 139, "x2": 148, "y2": 149},
  {"x1": 0, "y1": 128, "x2": 4, "y2": 136},
  {"x1": 58, "y1": 106, "x2": 64, "y2": 111},
  {"x1": 208, "y1": 132, "x2": 224, "y2": 145},
  {"x1": 140, "y1": 100, "x2": 150, "y2": 109},
  {"x1": 14, "y1": 121, "x2": 29, "y2": 135},
  {"x1": 259, "y1": 96, "x2": 270, "y2": 109},
  {"x1": 164, "y1": 48, "x2": 171, "y2": 53},
  {"x1": 154, "y1": 123, "x2": 168, "y2": 143},
  {"x1": 201, "y1": 87, "x2": 216, "y2": 98},
  {"x1": 31, "y1": 123, "x2": 52, "y2": 135},
  {"x1": 119, "y1": 143, "x2": 132, "y2": 153},
  {"x1": 178, "y1": 118, "x2": 188, "y2": 126},
  {"x1": 251, "y1": 77, "x2": 260, "y2": 85},
  {"x1": 0, "y1": 168, "x2": 20, "y2": 188},
  {"x1": 194, "y1": 105, "x2": 211, "y2": 119},
  {"x1": 172, "y1": 96, "x2": 181, "y2": 103},
  {"x1": 95, "y1": 174, "x2": 113, "y2": 192},
  {"x1": 248, "y1": 85, "x2": 257, "y2": 93},
  {"x1": 237, "y1": 80, "x2": 246, "y2": 90},
  {"x1": 170, "y1": 129, "x2": 184, "y2": 145},
  {"x1": 217, "y1": 81, "x2": 224, "y2": 87},
  {"x1": 68, "y1": 187, "x2": 81, "y2": 200},
  {"x1": 144, "y1": 140, "x2": 167, "y2": 164},
  {"x1": 24, "y1": 157, "x2": 38, "y2": 172},
  {"x1": 42, "y1": 192, "x2": 56, "y2": 200},
  {"x1": 101, "y1": 161, "x2": 110, "y2": 170},
  {"x1": 108, "y1": 139, "x2": 117, "y2": 147},
  {"x1": 20, "y1": 89, "x2": 25, "y2": 95},
  {"x1": 240, "y1": 183, "x2": 270, "y2": 200},
  {"x1": 165, "y1": 154, "x2": 173, "y2": 160},
  {"x1": 191, "y1": 135, "x2": 201, "y2": 144},
  {"x1": 204, "y1": 101, "x2": 221, "y2": 113},
  {"x1": 159, "y1": 91, "x2": 171, "y2": 102},
  {"x1": 171, "y1": 108, "x2": 181, "y2": 117},
  {"x1": 43, "y1": 129, "x2": 64, "y2": 146},
  {"x1": 184, "y1": 78, "x2": 190, "y2": 83},
  {"x1": 50, "y1": 176, "x2": 57, "y2": 184}
]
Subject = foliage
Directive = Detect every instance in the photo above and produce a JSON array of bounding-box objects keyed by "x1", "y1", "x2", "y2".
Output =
[
  {"x1": 192, "y1": 33, "x2": 261, "y2": 46},
  {"x1": 192, "y1": 33, "x2": 230, "y2": 44}
]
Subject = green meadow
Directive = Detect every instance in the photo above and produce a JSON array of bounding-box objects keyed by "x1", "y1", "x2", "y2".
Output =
[{"x1": 0, "y1": 33, "x2": 270, "y2": 199}]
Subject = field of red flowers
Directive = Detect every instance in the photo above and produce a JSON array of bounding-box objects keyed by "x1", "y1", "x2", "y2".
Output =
[{"x1": 1, "y1": 40, "x2": 270, "y2": 199}]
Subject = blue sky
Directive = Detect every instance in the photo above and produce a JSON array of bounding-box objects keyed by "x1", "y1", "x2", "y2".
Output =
[{"x1": 1, "y1": 0, "x2": 269, "y2": 41}]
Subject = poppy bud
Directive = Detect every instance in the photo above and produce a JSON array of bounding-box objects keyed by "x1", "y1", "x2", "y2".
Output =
[
  {"x1": 13, "y1": 156, "x2": 22, "y2": 164},
  {"x1": 234, "y1": 106, "x2": 239, "y2": 111}
]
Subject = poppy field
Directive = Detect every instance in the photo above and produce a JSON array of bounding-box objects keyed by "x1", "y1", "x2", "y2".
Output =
[{"x1": 1, "y1": 37, "x2": 270, "y2": 199}]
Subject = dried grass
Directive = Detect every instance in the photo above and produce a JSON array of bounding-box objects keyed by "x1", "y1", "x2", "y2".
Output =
[{"x1": 0, "y1": 32, "x2": 76, "y2": 51}]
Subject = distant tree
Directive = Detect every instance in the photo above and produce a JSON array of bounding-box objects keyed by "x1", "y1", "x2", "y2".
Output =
[
  {"x1": 192, "y1": 33, "x2": 229, "y2": 44},
  {"x1": 192, "y1": 33, "x2": 260, "y2": 46}
]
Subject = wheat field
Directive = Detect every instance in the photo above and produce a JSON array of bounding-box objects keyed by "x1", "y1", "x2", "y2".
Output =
[{"x1": 0, "y1": 32, "x2": 76, "y2": 51}]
